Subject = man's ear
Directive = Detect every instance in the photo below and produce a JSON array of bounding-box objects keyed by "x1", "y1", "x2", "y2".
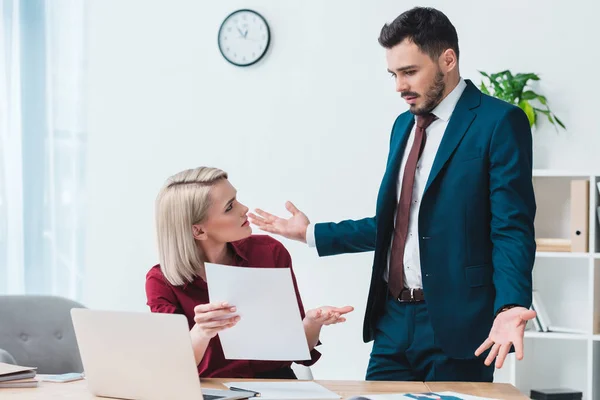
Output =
[
  {"x1": 439, "y1": 48, "x2": 457, "y2": 73},
  {"x1": 192, "y1": 224, "x2": 207, "y2": 241}
]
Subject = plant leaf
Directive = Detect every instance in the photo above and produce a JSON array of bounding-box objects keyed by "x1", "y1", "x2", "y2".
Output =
[
  {"x1": 533, "y1": 107, "x2": 550, "y2": 116},
  {"x1": 519, "y1": 100, "x2": 536, "y2": 127},
  {"x1": 480, "y1": 82, "x2": 490, "y2": 95},
  {"x1": 491, "y1": 80, "x2": 504, "y2": 97},
  {"x1": 515, "y1": 73, "x2": 540, "y2": 81},
  {"x1": 483, "y1": 70, "x2": 563, "y2": 131},
  {"x1": 521, "y1": 91, "x2": 537, "y2": 101},
  {"x1": 491, "y1": 70, "x2": 509, "y2": 80},
  {"x1": 537, "y1": 95, "x2": 547, "y2": 105}
]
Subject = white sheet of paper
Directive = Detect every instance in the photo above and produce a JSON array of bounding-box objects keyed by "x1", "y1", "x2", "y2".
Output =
[
  {"x1": 224, "y1": 381, "x2": 341, "y2": 399},
  {"x1": 204, "y1": 262, "x2": 311, "y2": 361}
]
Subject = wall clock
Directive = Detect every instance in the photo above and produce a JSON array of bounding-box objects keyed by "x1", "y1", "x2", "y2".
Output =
[{"x1": 217, "y1": 9, "x2": 271, "y2": 67}]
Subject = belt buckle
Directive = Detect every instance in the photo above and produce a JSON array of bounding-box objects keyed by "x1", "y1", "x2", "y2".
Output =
[{"x1": 398, "y1": 288, "x2": 416, "y2": 303}]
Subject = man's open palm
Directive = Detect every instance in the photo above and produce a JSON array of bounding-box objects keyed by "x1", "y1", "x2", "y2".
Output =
[
  {"x1": 475, "y1": 307, "x2": 536, "y2": 368},
  {"x1": 248, "y1": 201, "x2": 310, "y2": 243}
]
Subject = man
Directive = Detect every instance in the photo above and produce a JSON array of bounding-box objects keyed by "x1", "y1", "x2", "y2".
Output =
[{"x1": 249, "y1": 7, "x2": 537, "y2": 382}]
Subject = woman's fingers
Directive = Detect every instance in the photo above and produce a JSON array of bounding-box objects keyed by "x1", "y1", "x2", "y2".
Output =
[
  {"x1": 203, "y1": 321, "x2": 238, "y2": 337},
  {"x1": 194, "y1": 305, "x2": 237, "y2": 323},
  {"x1": 196, "y1": 316, "x2": 240, "y2": 329},
  {"x1": 333, "y1": 306, "x2": 354, "y2": 315},
  {"x1": 323, "y1": 312, "x2": 345, "y2": 325},
  {"x1": 194, "y1": 301, "x2": 232, "y2": 314}
]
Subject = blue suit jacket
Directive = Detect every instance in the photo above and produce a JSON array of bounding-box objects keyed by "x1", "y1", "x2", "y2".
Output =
[{"x1": 314, "y1": 80, "x2": 536, "y2": 359}]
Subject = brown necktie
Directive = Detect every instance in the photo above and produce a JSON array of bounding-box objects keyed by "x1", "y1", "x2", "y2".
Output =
[{"x1": 388, "y1": 113, "x2": 437, "y2": 299}]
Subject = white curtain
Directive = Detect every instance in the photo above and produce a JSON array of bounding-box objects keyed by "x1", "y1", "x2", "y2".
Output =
[{"x1": 0, "y1": 0, "x2": 87, "y2": 299}]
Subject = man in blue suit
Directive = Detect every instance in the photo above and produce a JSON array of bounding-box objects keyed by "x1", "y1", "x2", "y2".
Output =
[{"x1": 249, "y1": 7, "x2": 537, "y2": 382}]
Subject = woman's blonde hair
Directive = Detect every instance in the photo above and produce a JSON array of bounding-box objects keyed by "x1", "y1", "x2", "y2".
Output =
[{"x1": 155, "y1": 167, "x2": 228, "y2": 286}]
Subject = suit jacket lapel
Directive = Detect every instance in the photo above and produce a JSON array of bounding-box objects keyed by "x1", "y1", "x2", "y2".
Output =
[{"x1": 424, "y1": 80, "x2": 481, "y2": 194}]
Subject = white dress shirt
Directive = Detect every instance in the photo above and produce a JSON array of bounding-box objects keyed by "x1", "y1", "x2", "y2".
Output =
[{"x1": 307, "y1": 78, "x2": 467, "y2": 289}]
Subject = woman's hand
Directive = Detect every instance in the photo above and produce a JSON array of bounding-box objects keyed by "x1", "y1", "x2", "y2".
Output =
[
  {"x1": 191, "y1": 301, "x2": 240, "y2": 340},
  {"x1": 303, "y1": 305, "x2": 354, "y2": 350},
  {"x1": 304, "y1": 305, "x2": 354, "y2": 326}
]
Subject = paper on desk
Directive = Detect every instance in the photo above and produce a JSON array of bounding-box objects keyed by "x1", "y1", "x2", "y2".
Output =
[
  {"x1": 0, "y1": 362, "x2": 37, "y2": 382},
  {"x1": 0, "y1": 362, "x2": 36, "y2": 376},
  {"x1": 347, "y1": 392, "x2": 499, "y2": 400},
  {"x1": 224, "y1": 381, "x2": 341, "y2": 399},
  {"x1": 205, "y1": 263, "x2": 311, "y2": 361}
]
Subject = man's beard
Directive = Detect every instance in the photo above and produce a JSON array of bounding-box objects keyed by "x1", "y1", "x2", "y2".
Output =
[{"x1": 410, "y1": 70, "x2": 446, "y2": 116}]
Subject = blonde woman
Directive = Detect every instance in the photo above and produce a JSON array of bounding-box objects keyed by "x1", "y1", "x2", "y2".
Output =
[{"x1": 145, "y1": 167, "x2": 353, "y2": 379}]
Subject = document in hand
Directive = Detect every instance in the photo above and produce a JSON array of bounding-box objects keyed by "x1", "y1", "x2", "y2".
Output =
[
  {"x1": 205, "y1": 263, "x2": 311, "y2": 361},
  {"x1": 224, "y1": 381, "x2": 341, "y2": 400},
  {"x1": 347, "y1": 392, "x2": 499, "y2": 400}
]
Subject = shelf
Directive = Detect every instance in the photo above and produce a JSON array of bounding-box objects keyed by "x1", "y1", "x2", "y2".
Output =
[
  {"x1": 524, "y1": 169, "x2": 598, "y2": 400},
  {"x1": 536, "y1": 251, "x2": 590, "y2": 259},
  {"x1": 525, "y1": 331, "x2": 589, "y2": 340},
  {"x1": 514, "y1": 337, "x2": 588, "y2": 398},
  {"x1": 532, "y1": 169, "x2": 593, "y2": 178}
]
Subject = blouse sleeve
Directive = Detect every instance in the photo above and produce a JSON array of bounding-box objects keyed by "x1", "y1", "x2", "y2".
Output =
[{"x1": 145, "y1": 268, "x2": 183, "y2": 315}]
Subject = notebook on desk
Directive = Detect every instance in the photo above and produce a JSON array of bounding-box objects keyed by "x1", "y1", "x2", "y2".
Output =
[
  {"x1": 224, "y1": 381, "x2": 341, "y2": 399},
  {"x1": 70, "y1": 309, "x2": 252, "y2": 400},
  {"x1": 0, "y1": 362, "x2": 38, "y2": 388},
  {"x1": 0, "y1": 362, "x2": 37, "y2": 380}
]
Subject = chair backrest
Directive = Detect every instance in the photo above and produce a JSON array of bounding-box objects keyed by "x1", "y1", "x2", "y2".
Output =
[
  {"x1": 0, "y1": 348, "x2": 16, "y2": 364},
  {"x1": 0, "y1": 295, "x2": 86, "y2": 373}
]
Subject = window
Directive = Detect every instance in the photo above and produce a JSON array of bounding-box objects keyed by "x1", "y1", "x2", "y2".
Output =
[{"x1": 0, "y1": 0, "x2": 87, "y2": 299}]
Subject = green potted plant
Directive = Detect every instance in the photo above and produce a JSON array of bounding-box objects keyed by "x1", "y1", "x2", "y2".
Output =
[{"x1": 478, "y1": 70, "x2": 566, "y2": 132}]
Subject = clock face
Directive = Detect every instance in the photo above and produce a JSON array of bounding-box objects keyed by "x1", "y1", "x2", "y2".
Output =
[{"x1": 218, "y1": 9, "x2": 270, "y2": 67}]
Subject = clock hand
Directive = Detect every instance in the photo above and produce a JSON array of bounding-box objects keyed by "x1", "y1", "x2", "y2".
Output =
[{"x1": 237, "y1": 27, "x2": 245, "y2": 38}]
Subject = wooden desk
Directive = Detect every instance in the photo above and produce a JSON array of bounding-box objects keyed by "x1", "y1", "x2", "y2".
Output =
[{"x1": 0, "y1": 378, "x2": 528, "y2": 399}]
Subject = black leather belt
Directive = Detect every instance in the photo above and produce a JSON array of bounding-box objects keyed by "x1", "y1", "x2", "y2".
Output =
[{"x1": 391, "y1": 288, "x2": 425, "y2": 303}]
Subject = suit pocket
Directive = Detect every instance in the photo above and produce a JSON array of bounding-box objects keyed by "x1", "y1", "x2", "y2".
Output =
[{"x1": 465, "y1": 264, "x2": 493, "y2": 287}]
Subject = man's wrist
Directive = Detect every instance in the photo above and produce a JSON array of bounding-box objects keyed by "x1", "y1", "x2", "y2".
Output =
[
  {"x1": 306, "y1": 223, "x2": 316, "y2": 247},
  {"x1": 495, "y1": 304, "x2": 519, "y2": 318}
]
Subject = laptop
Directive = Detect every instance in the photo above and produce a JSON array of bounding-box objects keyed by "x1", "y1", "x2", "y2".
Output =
[{"x1": 70, "y1": 308, "x2": 251, "y2": 400}]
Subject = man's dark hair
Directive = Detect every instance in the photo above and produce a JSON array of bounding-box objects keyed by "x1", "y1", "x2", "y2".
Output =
[{"x1": 378, "y1": 7, "x2": 459, "y2": 61}]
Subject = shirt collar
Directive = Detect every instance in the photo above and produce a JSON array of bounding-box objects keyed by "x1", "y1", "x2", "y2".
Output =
[
  {"x1": 229, "y1": 240, "x2": 249, "y2": 264},
  {"x1": 182, "y1": 240, "x2": 249, "y2": 290},
  {"x1": 426, "y1": 77, "x2": 467, "y2": 122}
]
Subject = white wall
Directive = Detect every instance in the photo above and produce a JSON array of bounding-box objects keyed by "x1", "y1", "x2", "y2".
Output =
[{"x1": 84, "y1": 0, "x2": 600, "y2": 380}]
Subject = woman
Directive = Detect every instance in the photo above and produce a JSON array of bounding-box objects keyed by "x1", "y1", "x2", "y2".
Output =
[{"x1": 145, "y1": 166, "x2": 353, "y2": 379}]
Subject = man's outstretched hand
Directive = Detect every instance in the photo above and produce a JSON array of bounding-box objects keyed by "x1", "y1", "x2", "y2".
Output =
[
  {"x1": 248, "y1": 201, "x2": 310, "y2": 243},
  {"x1": 475, "y1": 306, "x2": 537, "y2": 368}
]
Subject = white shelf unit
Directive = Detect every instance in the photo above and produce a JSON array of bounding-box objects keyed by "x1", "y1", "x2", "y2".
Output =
[{"x1": 492, "y1": 171, "x2": 600, "y2": 400}]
